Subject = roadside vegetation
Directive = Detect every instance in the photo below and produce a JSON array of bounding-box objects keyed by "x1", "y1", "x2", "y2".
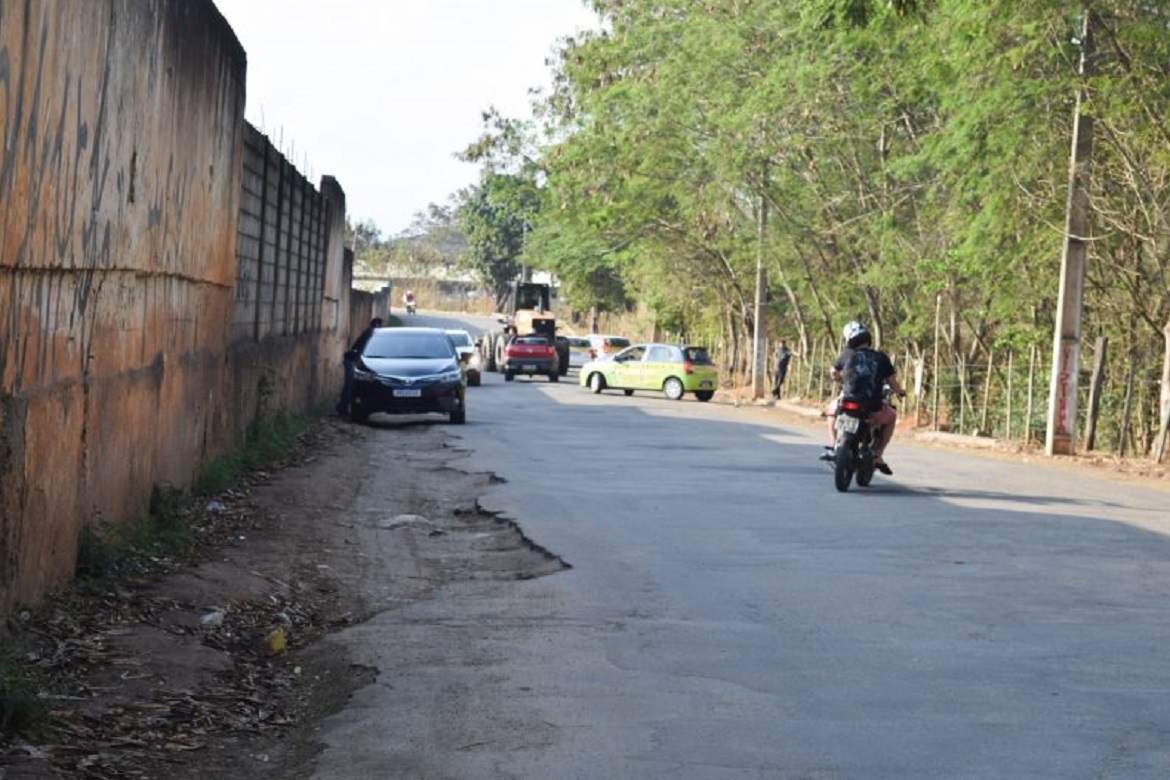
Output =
[{"x1": 359, "y1": 1, "x2": 1170, "y2": 459}]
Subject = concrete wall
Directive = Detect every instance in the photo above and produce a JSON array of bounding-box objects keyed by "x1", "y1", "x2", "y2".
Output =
[{"x1": 0, "y1": 0, "x2": 387, "y2": 614}]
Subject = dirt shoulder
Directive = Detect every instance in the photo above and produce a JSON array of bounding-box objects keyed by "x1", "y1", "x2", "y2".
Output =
[{"x1": 1, "y1": 417, "x2": 563, "y2": 779}]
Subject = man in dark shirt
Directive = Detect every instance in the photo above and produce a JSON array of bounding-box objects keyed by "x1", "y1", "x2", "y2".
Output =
[
  {"x1": 771, "y1": 340, "x2": 793, "y2": 399},
  {"x1": 821, "y1": 321, "x2": 905, "y2": 473},
  {"x1": 336, "y1": 317, "x2": 383, "y2": 416}
]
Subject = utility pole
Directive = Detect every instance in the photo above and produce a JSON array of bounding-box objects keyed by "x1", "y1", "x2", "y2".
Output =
[
  {"x1": 751, "y1": 163, "x2": 768, "y2": 400},
  {"x1": 1046, "y1": 8, "x2": 1094, "y2": 456}
]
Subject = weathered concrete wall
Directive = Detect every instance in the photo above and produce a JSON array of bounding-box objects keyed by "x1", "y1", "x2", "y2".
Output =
[
  {"x1": 0, "y1": 1, "x2": 387, "y2": 614},
  {"x1": 0, "y1": 0, "x2": 246, "y2": 610}
]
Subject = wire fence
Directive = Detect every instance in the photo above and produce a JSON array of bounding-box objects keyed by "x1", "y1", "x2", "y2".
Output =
[
  {"x1": 765, "y1": 337, "x2": 1165, "y2": 459},
  {"x1": 542, "y1": 302, "x2": 1166, "y2": 461}
]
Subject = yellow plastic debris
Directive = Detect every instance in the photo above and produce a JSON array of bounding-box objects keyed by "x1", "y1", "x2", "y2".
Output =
[{"x1": 263, "y1": 625, "x2": 287, "y2": 656}]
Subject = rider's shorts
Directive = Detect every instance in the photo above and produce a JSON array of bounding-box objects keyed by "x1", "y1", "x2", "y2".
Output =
[{"x1": 869, "y1": 403, "x2": 896, "y2": 427}]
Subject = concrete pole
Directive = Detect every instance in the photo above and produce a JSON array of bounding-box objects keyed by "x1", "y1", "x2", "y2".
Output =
[
  {"x1": 751, "y1": 177, "x2": 768, "y2": 400},
  {"x1": 1046, "y1": 9, "x2": 1093, "y2": 456}
]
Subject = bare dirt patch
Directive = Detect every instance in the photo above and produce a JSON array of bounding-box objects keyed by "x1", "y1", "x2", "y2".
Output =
[{"x1": 1, "y1": 417, "x2": 566, "y2": 779}]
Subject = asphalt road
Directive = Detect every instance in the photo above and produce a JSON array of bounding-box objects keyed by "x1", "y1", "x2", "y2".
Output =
[{"x1": 314, "y1": 312, "x2": 1170, "y2": 779}]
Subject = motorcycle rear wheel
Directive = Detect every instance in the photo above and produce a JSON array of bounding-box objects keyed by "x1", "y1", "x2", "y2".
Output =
[
  {"x1": 856, "y1": 448, "x2": 875, "y2": 487},
  {"x1": 833, "y1": 443, "x2": 854, "y2": 492}
]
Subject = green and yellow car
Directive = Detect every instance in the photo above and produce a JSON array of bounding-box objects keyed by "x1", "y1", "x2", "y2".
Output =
[{"x1": 579, "y1": 343, "x2": 718, "y2": 401}]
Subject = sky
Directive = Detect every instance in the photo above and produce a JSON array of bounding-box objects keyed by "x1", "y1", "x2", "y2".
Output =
[{"x1": 213, "y1": 0, "x2": 600, "y2": 238}]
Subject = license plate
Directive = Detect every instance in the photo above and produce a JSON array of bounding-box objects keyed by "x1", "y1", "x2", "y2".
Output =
[
  {"x1": 837, "y1": 415, "x2": 859, "y2": 434},
  {"x1": 393, "y1": 389, "x2": 422, "y2": 398},
  {"x1": 700, "y1": 381, "x2": 713, "y2": 388},
  {"x1": 522, "y1": 364, "x2": 537, "y2": 371}
]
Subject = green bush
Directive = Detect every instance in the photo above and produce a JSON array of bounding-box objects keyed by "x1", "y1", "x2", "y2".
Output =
[
  {"x1": 74, "y1": 485, "x2": 196, "y2": 582},
  {"x1": 0, "y1": 658, "x2": 46, "y2": 736},
  {"x1": 197, "y1": 411, "x2": 308, "y2": 495}
]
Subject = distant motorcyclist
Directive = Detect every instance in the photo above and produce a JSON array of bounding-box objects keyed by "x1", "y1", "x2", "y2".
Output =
[
  {"x1": 403, "y1": 289, "x2": 416, "y2": 314},
  {"x1": 821, "y1": 321, "x2": 905, "y2": 474}
]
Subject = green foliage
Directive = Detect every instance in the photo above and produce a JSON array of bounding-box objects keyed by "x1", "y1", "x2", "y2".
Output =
[
  {"x1": 75, "y1": 412, "x2": 308, "y2": 583},
  {"x1": 456, "y1": 171, "x2": 544, "y2": 305},
  {"x1": 197, "y1": 411, "x2": 307, "y2": 496},
  {"x1": 348, "y1": 206, "x2": 469, "y2": 285},
  {"x1": 74, "y1": 485, "x2": 197, "y2": 582},
  {"x1": 443, "y1": 0, "x2": 1170, "y2": 444},
  {"x1": 0, "y1": 657, "x2": 47, "y2": 736}
]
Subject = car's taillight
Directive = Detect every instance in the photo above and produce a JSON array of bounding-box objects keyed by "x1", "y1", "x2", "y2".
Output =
[{"x1": 683, "y1": 360, "x2": 694, "y2": 375}]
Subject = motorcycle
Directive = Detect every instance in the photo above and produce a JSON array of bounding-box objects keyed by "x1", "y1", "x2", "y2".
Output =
[
  {"x1": 405, "y1": 300, "x2": 417, "y2": 315},
  {"x1": 830, "y1": 388, "x2": 895, "y2": 492}
]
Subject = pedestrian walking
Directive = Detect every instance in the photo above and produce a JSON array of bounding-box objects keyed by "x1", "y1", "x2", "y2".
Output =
[{"x1": 771, "y1": 339, "x2": 793, "y2": 400}]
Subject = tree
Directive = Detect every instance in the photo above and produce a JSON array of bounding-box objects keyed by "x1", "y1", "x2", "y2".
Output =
[{"x1": 456, "y1": 173, "x2": 541, "y2": 309}]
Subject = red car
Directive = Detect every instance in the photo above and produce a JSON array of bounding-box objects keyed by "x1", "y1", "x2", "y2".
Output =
[{"x1": 502, "y1": 335, "x2": 560, "y2": 382}]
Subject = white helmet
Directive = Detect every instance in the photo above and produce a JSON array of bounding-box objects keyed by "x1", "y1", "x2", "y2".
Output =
[{"x1": 843, "y1": 320, "x2": 870, "y2": 348}]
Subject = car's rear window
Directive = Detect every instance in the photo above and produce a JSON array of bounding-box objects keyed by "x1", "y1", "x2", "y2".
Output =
[
  {"x1": 683, "y1": 347, "x2": 713, "y2": 365},
  {"x1": 365, "y1": 331, "x2": 455, "y2": 359},
  {"x1": 568, "y1": 337, "x2": 590, "y2": 348},
  {"x1": 514, "y1": 336, "x2": 549, "y2": 345},
  {"x1": 606, "y1": 337, "x2": 631, "y2": 348}
]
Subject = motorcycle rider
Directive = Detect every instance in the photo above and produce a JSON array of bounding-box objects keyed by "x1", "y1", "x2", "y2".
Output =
[
  {"x1": 820, "y1": 321, "x2": 906, "y2": 474},
  {"x1": 403, "y1": 289, "x2": 416, "y2": 313}
]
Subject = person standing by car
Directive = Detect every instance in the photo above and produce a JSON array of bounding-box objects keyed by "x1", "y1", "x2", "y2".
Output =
[
  {"x1": 771, "y1": 339, "x2": 794, "y2": 400},
  {"x1": 336, "y1": 317, "x2": 383, "y2": 416},
  {"x1": 820, "y1": 321, "x2": 905, "y2": 473}
]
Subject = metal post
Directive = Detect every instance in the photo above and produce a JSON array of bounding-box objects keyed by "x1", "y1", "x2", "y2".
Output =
[{"x1": 1046, "y1": 9, "x2": 1094, "y2": 456}]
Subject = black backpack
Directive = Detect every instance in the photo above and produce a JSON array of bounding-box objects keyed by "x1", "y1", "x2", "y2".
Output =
[{"x1": 840, "y1": 349, "x2": 884, "y2": 412}]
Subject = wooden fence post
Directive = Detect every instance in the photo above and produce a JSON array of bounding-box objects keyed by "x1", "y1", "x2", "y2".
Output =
[
  {"x1": 958, "y1": 356, "x2": 967, "y2": 434},
  {"x1": 1026, "y1": 344, "x2": 1038, "y2": 444},
  {"x1": 980, "y1": 349, "x2": 994, "y2": 434},
  {"x1": 1006, "y1": 350, "x2": 1015, "y2": 440},
  {"x1": 1118, "y1": 351, "x2": 1137, "y2": 457},
  {"x1": 932, "y1": 294, "x2": 942, "y2": 430},
  {"x1": 1083, "y1": 336, "x2": 1107, "y2": 451}
]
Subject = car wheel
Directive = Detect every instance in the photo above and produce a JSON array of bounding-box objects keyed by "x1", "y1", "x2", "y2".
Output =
[
  {"x1": 663, "y1": 377, "x2": 685, "y2": 401},
  {"x1": 549, "y1": 373, "x2": 559, "y2": 383},
  {"x1": 504, "y1": 372, "x2": 515, "y2": 382},
  {"x1": 349, "y1": 406, "x2": 369, "y2": 424},
  {"x1": 449, "y1": 398, "x2": 466, "y2": 424},
  {"x1": 695, "y1": 390, "x2": 714, "y2": 402},
  {"x1": 495, "y1": 339, "x2": 507, "y2": 370},
  {"x1": 483, "y1": 336, "x2": 498, "y2": 372},
  {"x1": 469, "y1": 374, "x2": 481, "y2": 387},
  {"x1": 589, "y1": 372, "x2": 605, "y2": 394},
  {"x1": 623, "y1": 389, "x2": 634, "y2": 396}
]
